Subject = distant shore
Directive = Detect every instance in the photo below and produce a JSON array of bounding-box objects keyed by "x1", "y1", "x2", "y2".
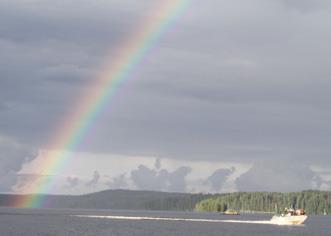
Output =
[{"x1": 0, "y1": 189, "x2": 330, "y2": 215}]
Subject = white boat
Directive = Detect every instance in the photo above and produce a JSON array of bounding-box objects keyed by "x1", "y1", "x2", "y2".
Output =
[
  {"x1": 270, "y1": 214, "x2": 308, "y2": 225},
  {"x1": 270, "y1": 208, "x2": 308, "y2": 225}
]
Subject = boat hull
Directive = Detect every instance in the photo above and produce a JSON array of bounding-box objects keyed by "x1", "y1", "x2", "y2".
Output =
[{"x1": 270, "y1": 215, "x2": 308, "y2": 225}]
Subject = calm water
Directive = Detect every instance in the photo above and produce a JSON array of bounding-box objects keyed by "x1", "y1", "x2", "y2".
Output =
[{"x1": 0, "y1": 208, "x2": 330, "y2": 236}]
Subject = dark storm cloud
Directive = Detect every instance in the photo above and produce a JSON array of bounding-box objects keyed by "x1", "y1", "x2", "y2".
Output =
[
  {"x1": 0, "y1": 0, "x2": 146, "y2": 44},
  {"x1": 0, "y1": 0, "x2": 145, "y2": 145},
  {"x1": 73, "y1": 0, "x2": 331, "y2": 167},
  {"x1": 1, "y1": 0, "x2": 331, "y2": 192}
]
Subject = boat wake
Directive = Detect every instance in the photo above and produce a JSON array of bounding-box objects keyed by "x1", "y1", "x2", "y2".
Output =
[{"x1": 73, "y1": 215, "x2": 287, "y2": 225}]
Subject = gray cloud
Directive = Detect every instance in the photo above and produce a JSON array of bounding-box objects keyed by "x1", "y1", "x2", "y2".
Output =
[
  {"x1": 130, "y1": 165, "x2": 157, "y2": 190},
  {"x1": 1, "y1": 0, "x2": 331, "y2": 192},
  {"x1": 66, "y1": 176, "x2": 80, "y2": 188},
  {"x1": 278, "y1": 0, "x2": 330, "y2": 13},
  {"x1": 130, "y1": 161, "x2": 191, "y2": 192},
  {"x1": 86, "y1": 171, "x2": 100, "y2": 187},
  {"x1": 205, "y1": 167, "x2": 235, "y2": 191},
  {"x1": 0, "y1": 136, "x2": 37, "y2": 192},
  {"x1": 154, "y1": 158, "x2": 161, "y2": 170},
  {"x1": 13, "y1": 174, "x2": 44, "y2": 192},
  {"x1": 236, "y1": 160, "x2": 323, "y2": 192},
  {"x1": 323, "y1": 180, "x2": 331, "y2": 190},
  {"x1": 105, "y1": 173, "x2": 128, "y2": 189}
]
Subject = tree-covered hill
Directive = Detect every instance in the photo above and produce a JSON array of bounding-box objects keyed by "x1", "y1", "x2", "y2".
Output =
[
  {"x1": 0, "y1": 189, "x2": 209, "y2": 211},
  {"x1": 195, "y1": 190, "x2": 331, "y2": 215},
  {"x1": 0, "y1": 189, "x2": 330, "y2": 215}
]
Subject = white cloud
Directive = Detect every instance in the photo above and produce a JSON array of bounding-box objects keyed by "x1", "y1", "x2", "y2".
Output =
[
  {"x1": 236, "y1": 160, "x2": 327, "y2": 192},
  {"x1": 17, "y1": 150, "x2": 249, "y2": 194},
  {"x1": 0, "y1": 135, "x2": 37, "y2": 192}
]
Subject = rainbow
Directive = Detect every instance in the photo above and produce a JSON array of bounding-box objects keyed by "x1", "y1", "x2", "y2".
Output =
[{"x1": 14, "y1": 0, "x2": 190, "y2": 208}]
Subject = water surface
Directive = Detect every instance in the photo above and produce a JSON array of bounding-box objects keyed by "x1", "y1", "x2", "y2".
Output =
[{"x1": 0, "y1": 208, "x2": 330, "y2": 236}]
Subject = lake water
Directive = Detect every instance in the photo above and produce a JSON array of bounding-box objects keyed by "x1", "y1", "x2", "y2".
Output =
[{"x1": 0, "y1": 207, "x2": 330, "y2": 236}]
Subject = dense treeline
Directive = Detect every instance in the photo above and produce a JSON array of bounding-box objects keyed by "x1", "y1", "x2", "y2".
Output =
[
  {"x1": 1, "y1": 190, "x2": 330, "y2": 214},
  {"x1": 195, "y1": 190, "x2": 331, "y2": 215},
  {"x1": 0, "y1": 190, "x2": 210, "y2": 211},
  {"x1": 143, "y1": 194, "x2": 208, "y2": 211}
]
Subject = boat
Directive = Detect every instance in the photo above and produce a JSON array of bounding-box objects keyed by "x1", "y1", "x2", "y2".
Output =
[
  {"x1": 270, "y1": 208, "x2": 308, "y2": 225},
  {"x1": 223, "y1": 209, "x2": 240, "y2": 215}
]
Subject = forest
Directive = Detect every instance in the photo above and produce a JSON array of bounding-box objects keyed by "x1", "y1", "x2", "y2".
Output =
[
  {"x1": 195, "y1": 190, "x2": 331, "y2": 215},
  {"x1": 1, "y1": 190, "x2": 330, "y2": 215}
]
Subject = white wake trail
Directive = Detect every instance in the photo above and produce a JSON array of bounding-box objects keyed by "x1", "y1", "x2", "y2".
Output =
[{"x1": 73, "y1": 215, "x2": 274, "y2": 225}]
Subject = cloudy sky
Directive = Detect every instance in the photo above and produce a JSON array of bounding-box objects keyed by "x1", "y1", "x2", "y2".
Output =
[{"x1": 1, "y1": 0, "x2": 331, "y2": 194}]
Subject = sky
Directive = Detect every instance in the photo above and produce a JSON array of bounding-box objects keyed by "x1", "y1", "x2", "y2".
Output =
[{"x1": 1, "y1": 0, "x2": 331, "y2": 194}]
